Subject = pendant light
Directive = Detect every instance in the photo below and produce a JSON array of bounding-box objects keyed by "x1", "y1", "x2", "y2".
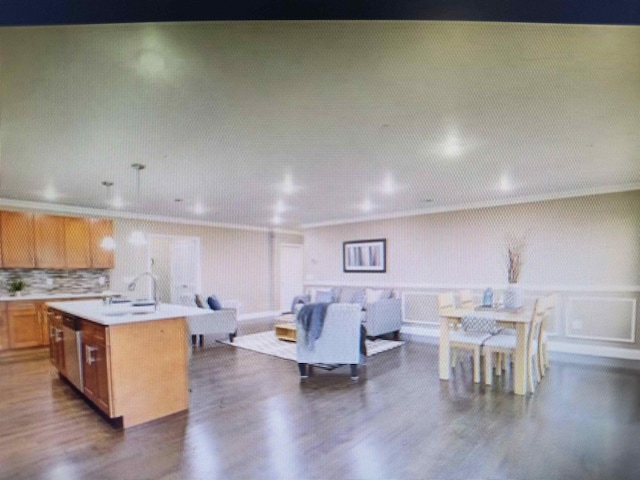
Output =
[
  {"x1": 128, "y1": 163, "x2": 148, "y2": 246},
  {"x1": 99, "y1": 181, "x2": 116, "y2": 250}
]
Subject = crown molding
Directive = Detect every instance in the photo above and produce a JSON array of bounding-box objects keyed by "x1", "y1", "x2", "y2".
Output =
[
  {"x1": 0, "y1": 198, "x2": 303, "y2": 236},
  {"x1": 300, "y1": 183, "x2": 640, "y2": 229}
]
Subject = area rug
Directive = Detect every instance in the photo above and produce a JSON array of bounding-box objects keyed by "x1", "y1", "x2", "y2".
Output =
[{"x1": 220, "y1": 331, "x2": 404, "y2": 364}]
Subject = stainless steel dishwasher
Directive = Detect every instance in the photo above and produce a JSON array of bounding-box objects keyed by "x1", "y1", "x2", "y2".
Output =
[{"x1": 62, "y1": 314, "x2": 84, "y2": 391}]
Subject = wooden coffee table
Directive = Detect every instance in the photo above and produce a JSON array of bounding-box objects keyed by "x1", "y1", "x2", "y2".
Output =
[{"x1": 274, "y1": 313, "x2": 296, "y2": 342}]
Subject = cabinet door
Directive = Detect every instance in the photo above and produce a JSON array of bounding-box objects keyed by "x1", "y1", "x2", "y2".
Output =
[
  {"x1": 64, "y1": 217, "x2": 91, "y2": 268},
  {"x1": 89, "y1": 219, "x2": 114, "y2": 268},
  {"x1": 39, "y1": 303, "x2": 50, "y2": 346},
  {"x1": 0, "y1": 211, "x2": 35, "y2": 268},
  {"x1": 82, "y1": 321, "x2": 111, "y2": 414},
  {"x1": 7, "y1": 302, "x2": 40, "y2": 349},
  {"x1": 34, "y1": 215, "x2": 66, "y2": 268},
  {"x1": 48, "y1": 311, "x2": 65, "y2": 372},
  {"x1": 0, "y1": 305, "x2": 8, "y2": 351}
]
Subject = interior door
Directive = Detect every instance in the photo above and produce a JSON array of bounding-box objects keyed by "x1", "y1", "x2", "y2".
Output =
[
  {"x1": 279, "y1": 244, "x2": 304, "y2": 312},
  {"x1": 170, "y1": 238, "x2": 200, "y2": 304}
]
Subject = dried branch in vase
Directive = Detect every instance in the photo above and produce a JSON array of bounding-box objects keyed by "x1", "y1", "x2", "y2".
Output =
[{"x1": 505, "y1": 234, "x2": 527, "y2": 284}]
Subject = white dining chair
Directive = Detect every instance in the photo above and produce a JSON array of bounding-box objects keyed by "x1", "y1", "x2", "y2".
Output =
[
  {"x1": 539, "y1": 293, "x2": 557, "y2": 377},
  {"x1": 438, "y1": 292, "x2": 492, "y2": 384},
  {"x1": 458, "y1": 289, "x2": 474, "y2": 309},
  {"x1": 483, "y1": 297, "x2": 547, "y2": 393}
]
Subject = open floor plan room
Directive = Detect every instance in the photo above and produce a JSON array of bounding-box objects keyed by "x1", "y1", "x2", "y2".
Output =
[{"x1": 1, "y1": 318, "x2": 639, "y2": 480}]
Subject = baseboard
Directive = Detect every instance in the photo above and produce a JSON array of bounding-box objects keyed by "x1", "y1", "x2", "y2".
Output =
[
  {"x1": 400, "y1": 324, "x2": 640, "y2": 362},
  {"x1": 238, "y1": 310, "x2": 282, "y2": 321}
]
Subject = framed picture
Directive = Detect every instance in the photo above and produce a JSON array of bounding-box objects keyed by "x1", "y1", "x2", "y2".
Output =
[{"x1": 343, "y1": 239, "x2": 386, "y2": 273}]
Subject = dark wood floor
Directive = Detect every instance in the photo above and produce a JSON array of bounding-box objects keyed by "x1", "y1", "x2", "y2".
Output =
[{"x1": 1, "y1": 319, "x2": 640, "y2": 480}]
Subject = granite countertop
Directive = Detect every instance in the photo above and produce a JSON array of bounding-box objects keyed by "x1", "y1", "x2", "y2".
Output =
[
  {"x1": 46, "y1": 299, "x2": 211, "y2": 326},
  {"x1": 0, "y1": 292, "x2": 105, "y2": 302}
]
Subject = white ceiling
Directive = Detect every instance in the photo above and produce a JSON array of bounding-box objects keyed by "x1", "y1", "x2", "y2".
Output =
[{"x1": 0, "y1": 21, "x2": 638, "y2": 230}]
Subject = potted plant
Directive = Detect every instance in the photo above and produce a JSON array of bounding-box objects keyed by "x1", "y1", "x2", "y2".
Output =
[
  {"x1": 7, "y1": 278, "x2": 27, "y2": 297},
  {"x1": 503, "y1": 233, "x2": 526, "y2": 309}
]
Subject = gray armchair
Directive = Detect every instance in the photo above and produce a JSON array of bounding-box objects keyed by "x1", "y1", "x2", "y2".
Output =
[{"x1": 363, "y1": 297, "x2": 402, "y2": 339}]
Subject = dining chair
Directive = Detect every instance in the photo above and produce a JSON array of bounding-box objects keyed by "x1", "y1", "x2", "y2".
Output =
[
  {"x1": 539, "y1": 293, "x2": 557, "y2": 377},
  {"x1": 438, "y1": 292, "x2": 492, "y2": 384},
  {"x1": 458, "y1": 289, "x2": 474, "y2": 309},
  {"x1": 483, "y1": 296, "x2": 547, "y2": 393}
]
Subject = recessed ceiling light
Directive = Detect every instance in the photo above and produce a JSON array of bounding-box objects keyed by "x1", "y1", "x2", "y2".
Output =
[
  {"x1": 382, "y1": 173, "x2": 396, "y2": 195},
  {"x1": 359, "y1": 198, "x2": 374, "y2": 213},
  {"x1": 42, "y1": 185, "x2": 60, "y2": 201},
  {"x1": 193, "y1": 203, "x2": 207, "y2": 215},
  {"x1": 500, "y1": 174, "x2": 512, "y2": 192}
]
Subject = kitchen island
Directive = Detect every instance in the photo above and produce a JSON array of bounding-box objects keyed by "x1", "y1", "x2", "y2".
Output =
[{"x1": 46, "y1": 299, "x2": 210, "y2": 429}]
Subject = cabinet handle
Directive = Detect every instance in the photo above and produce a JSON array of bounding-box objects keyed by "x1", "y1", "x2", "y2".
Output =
[
  {"x1": 85, "y1": 345, "x2": 97, "y2": 365},
  {"x1": 55, "y1": 328, "x2": 63, "y2": 343},
  {"x1": 49, "y1": 326, "x2": 56, "y2": 340}
]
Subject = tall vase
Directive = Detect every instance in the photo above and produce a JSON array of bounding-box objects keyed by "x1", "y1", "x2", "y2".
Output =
[{"x1": 503, "y1": 283, "x2": 523, "y2": 309}]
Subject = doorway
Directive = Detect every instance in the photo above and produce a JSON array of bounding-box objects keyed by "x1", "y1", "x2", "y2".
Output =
[
  {"x1": 279, "y1": 243, "x2": 303, "y2": 312},
  {"x1": 148, "y1": 235, "x2": 201, "y2": 304}
]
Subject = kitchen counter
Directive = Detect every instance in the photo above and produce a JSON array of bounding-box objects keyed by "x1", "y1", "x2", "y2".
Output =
[
  {"x1": 46, "y1": 299, "x2": 210, "y2": 326},
  {"x1": 46, "y1": 299, "x2": 200, "y2": 428},
  {"x1": 0, "y1": 292, "x2": 104, "y2": 302}
]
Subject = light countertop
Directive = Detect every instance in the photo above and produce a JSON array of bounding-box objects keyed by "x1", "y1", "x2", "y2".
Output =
[
  {"x1": 0, "y1": 292, "x2": 104, "y2": 302},
  {"x1": 46, "y1": 299, "x2": 211, "y2": 326}
]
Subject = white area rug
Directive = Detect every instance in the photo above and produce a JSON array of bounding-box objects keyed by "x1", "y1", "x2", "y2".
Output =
[{"x1": 221, "y1": 330, "x2": 404, "y2": 363}]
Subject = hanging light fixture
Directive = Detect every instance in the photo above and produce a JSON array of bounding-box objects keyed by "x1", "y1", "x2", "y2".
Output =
[
  {"x1": 100, "y1": 181, "x2": 116, "y2": 250},
  {"x1": 128, "y1": 163, "x2": 148, "y2": 246}
]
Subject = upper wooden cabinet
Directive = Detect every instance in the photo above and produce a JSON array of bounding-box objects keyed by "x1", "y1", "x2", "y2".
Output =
[
  {"x1": 89, "y1": 219, "x2": 115, "y2": 269},
  {"x1": 0, "y1": 211, "x2": 35, "y2": 268},
  {"x1": 34, "y1": 215, "x2": 67, "y2": 269},
  {"x1": 64, "y1": 217, "x2": 92, "y2": 269},
  {"x1": 0, "y1": 211, "x2": 114, "y2": 270}
]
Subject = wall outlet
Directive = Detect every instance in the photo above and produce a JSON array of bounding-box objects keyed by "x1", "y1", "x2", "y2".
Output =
[
  {"x1": 46, "y1": 278, "x2": 54, "y2": 286},
  {"x1": 571, "y1": 320, "x2": 583, "y2": 331},
  {"x1": 98, "y1": 276, "x2": 106, "y2": 286}
]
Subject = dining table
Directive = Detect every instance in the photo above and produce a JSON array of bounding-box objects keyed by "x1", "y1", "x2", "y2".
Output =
[{"x1": 438, "y1": 307, "x2": 533, "y2": 395}]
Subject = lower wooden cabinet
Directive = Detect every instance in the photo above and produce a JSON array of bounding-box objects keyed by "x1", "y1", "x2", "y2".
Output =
[
  {"x1": 48, "y1": 310, "x2": 65, "y2": 375},
  {"x1": 0, "y1": 308, "x2": 8, "y2": 350},
  {"x1": 82, "y1": 320, "x2": 111, "y2": 415},
  {"x1": 7, "y1": 301, "x2": 41, "y2": 349}
]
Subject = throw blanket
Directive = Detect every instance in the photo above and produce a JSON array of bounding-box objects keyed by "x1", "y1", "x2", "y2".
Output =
[{"x1": 297, "y1": 302, "x2": 330, "y2": 348}]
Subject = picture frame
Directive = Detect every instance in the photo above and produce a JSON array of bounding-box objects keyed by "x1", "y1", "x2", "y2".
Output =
[{"x1": 343, "y1": 239, "x2": 386, "y2": 273}]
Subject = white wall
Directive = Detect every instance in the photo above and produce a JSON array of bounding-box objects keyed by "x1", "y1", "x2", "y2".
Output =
[
  {"x1": 111, "y1": 219, "x2": 303, "y2": 315},
  {"x1": 304, "y1": 192, "x2": 640, "y2": 287},
  {"x1": 303, "y1": 191, "x2": 640, "y2": 351}
]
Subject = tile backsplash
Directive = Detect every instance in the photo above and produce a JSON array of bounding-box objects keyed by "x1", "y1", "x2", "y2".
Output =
[{"x1": 0, "y1": 269, "x2": 110, "y2": 296}]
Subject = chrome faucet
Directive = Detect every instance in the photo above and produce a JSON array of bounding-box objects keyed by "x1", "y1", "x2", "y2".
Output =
[{"x1": 127, "y1": 272, "x2": 159, "y2": 311}]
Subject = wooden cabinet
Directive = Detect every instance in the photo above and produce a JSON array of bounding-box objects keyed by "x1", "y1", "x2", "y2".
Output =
[
  {"x1": 34, "y1": 215, "x2": 66, "y2": 268},
  {"x1": 7, "y1": 301, "x2": 41, "y2": 349},
  {"x1": 39, "y1": 302, "x2": 51, "y2": 346},
  {"x1": 1, "y1": 211, "x2": 35, "y2": 268},
  {"x1": 82, "y1": 320, "x2": 111, "y2": 415},
  {"x1": 48, "y1": 310, "x2": 65, "y2": 374},
  {"x1": 0, "y1": 211, "x2": 113, "y2": 270},
  {"x1": 89, "y1": 219, "x2": 114, "y2": 269},
  {"x1": 64, "y1": 217, "x2": 91, "y2": 268},
  {"x1": 0, "y1": 306, "x2": 8, "y2": 350}
]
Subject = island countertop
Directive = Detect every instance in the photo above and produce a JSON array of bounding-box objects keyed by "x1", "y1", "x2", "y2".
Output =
[{"x1": 46, "y1": 299, "x2": 211, "y2": 326}]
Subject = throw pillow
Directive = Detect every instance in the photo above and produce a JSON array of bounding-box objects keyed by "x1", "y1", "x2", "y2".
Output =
[
  {"x1": 351, "y1": 289, "x2": 366, "y2": 309},
  {"x1": 207, "y1": 295, "x2": 223, "y2": 310},
  {"x1": 194, "y1": 294, "x2": 206, "y2": 309},
  {"x1": 312, "y1": 288, "x2": 332, "y2": 302},
  {"x1": 315, "y1": 290, "x2": 334, "y2": 303},
  {"x1": 365, "y1": 288, "x2": 386, "y2": 304}
]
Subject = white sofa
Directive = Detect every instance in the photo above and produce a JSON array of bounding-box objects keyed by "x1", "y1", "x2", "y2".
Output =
[
  {"x1": 296, "y1": 303, "x2": 364, "y2": 379},
  {"x1": 180, "y1": 294, "x2": 238, "y2": 346},
  {"x1": 292, "y1": 286, "x2": 403, "y2": 339}
]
